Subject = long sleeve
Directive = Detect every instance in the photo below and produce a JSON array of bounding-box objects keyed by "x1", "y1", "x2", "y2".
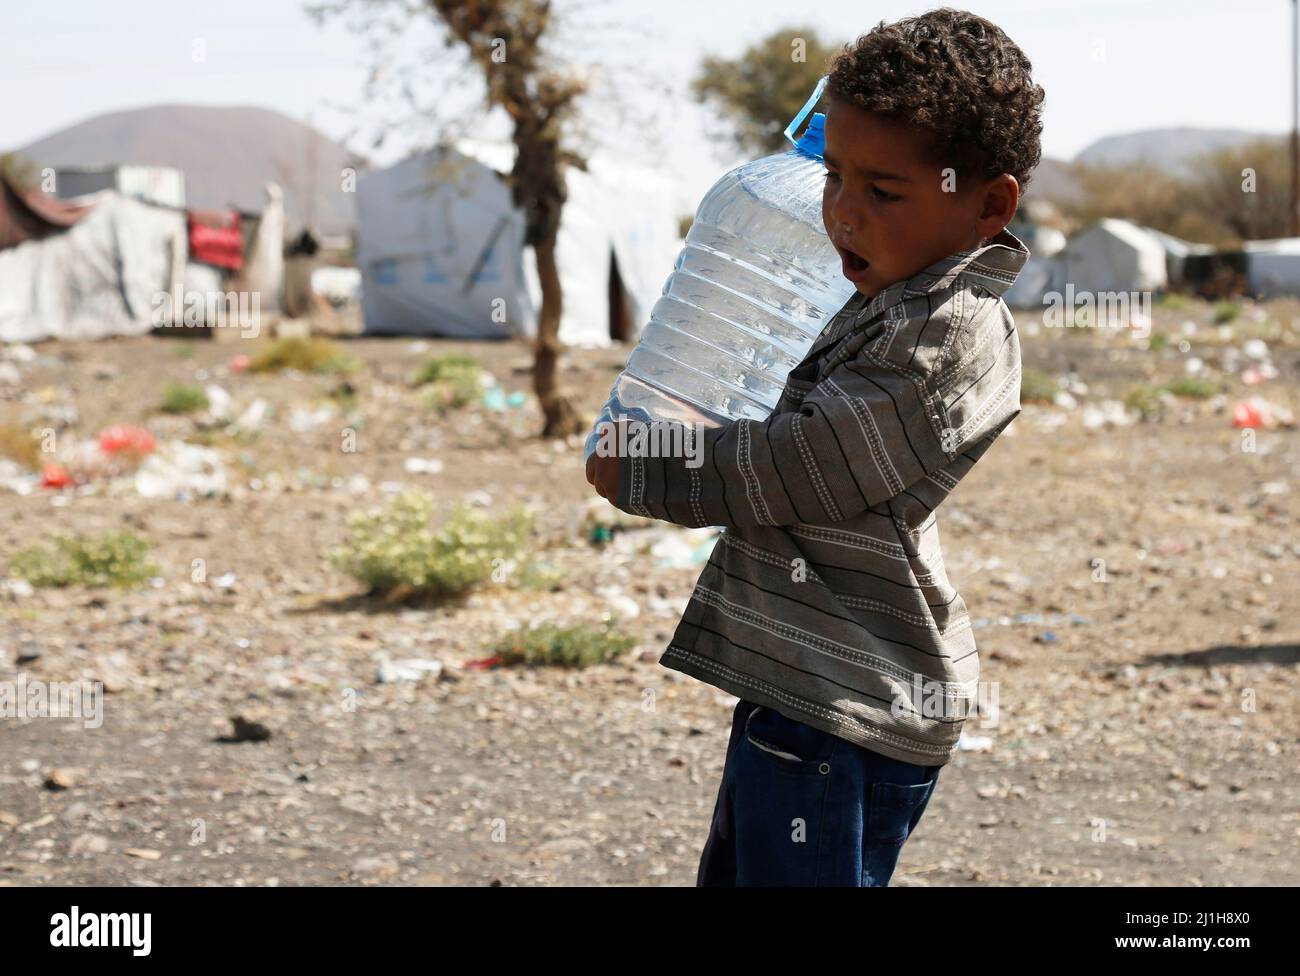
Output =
[{"x1": 612, "y1": 298, "x2": 1022, "y2": 529}]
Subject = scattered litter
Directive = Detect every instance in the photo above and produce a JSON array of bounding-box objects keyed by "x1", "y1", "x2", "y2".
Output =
[
  {"x1": 597, "y1": 585, "x2": 641, "y2": 619},
  {"x1": 1033, "y1": 631, "x2": 1058, "y2": 644},
  {"x1": 1052, "y1": 391, "x2": 1077, "y2": 410},
  {"x1": 956, "y1": 733, "x2": 994, "y2": 752},
  {"x1": 649, "y1": 527, "x2": 719, "y2": 568},
  {"x1": 229, "y1": 354, "x2": 251, "y2": 374},
  {"x1": 1241, "y1": 362, "x2": 1278, "y2": 385},
  {"x1": 483, "y1": 385, "x2": 528, "y2": 411},
  {"x1": 212, "y1": 572, "x2": 237, "y2": 590},
  {"x1": 230, "y1": 398, "x2": 270, "y2": 432},
  {"x1": 0, "y1": 362, "x2": 20, "y2": 386},
  {"x1": 463, "y1": 655, "x2": 503, "y2": 671},
  {"x1": 375, "y1": 656, "x2": 444, "y2": 684},
  {"x1": 971, "y1": 612, "x2": 1094, "y2": 629},
  {"x1": 403, "y1": 457, "x2": 444, "y2": 475},
  {"x1": 465, "y1": 490, "x2": 492, "y2": 507},
  {"x1": 1241, "y1": 338, "x2": 1270, "y2": 361},
  {"x1": 1081, "y1": 400, "x2": 1135, "y2": 429},
  {"x1": 98, "y1": 425, "x2": 156, "y2": 458},
  {"x1": 288, "y1": 404, "x2": 336, "y2": 433},
  {"x1": 1232, "y1": 397, "x2": 1295, "y2": 430},
  {"x1": 42, "y1": 463, "x2": 74, "y2": 489},
  {"x1": 204, "y1": 384, "x2": 233, "y2": 421},
  {"x1": 135, "y1": 442, "x2": 228, "y2": 499}
]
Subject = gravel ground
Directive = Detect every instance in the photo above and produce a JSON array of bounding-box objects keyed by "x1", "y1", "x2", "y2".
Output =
[{"x1": 1, "y1": 300, "x2": 1297, "y2": 886}]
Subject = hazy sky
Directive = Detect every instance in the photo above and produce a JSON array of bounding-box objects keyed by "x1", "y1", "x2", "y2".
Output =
[{"x1": 2, "y1": 0, "x2": 1293, "y2": 210}]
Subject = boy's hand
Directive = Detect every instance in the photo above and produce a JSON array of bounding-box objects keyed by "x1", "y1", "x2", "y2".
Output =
[
  {"x1": 586, "y1": 451, "x2": 620, "y2": 501},
  {"x1": 585, "y1": 427, "x2": 622, "y2": 502}
]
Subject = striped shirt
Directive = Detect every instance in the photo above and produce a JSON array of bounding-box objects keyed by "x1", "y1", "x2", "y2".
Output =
[{"x1": 613, "y1": 229, "x2": 1029, "y2": 767}]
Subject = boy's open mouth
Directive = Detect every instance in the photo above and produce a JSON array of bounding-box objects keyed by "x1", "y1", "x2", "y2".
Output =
[{"x1": 836, "y1": 242, "x2": 871, "y2": 282}]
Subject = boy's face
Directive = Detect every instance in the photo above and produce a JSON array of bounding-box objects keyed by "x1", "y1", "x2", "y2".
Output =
[{"x1": 821, "y1": 97, "x2": 1017, "y2": 299}]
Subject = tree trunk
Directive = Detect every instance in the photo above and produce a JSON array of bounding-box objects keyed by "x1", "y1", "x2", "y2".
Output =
[{"x1": 532, "y1": 236, "x2": 582, "y2": 438}]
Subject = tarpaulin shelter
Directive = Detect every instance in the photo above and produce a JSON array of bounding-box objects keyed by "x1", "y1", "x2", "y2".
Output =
[
  {"x1": 1242, "y1": 238, "x2": 1300, "y2": 298},
  {"x1": 356, "y1": 141, "x2": 683, "y2": 346},
  {"x1": 1056, "y1": 218, "x2": 1168, "y2": 295},
  {"x1": 0, "y1": 187, "x2": 185, "y2": 343},
  {"x1": 356, "y1": 146, "x2": 532, "y2": 339},
  {"x1": 0, "y1": 175, "x2": 89, "y2": 250}
]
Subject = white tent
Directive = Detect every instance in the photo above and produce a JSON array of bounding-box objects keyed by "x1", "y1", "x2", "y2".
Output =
[
  {"x1": 0, "y1": 191, "x2": 185, "y2": 343},
  {"x1": 356, "y1": 148, "x2": 532, "y2": 338},
  {"x1": 357, "y1": 140, "x2": 683, "y2": 347},
  {"x1": 1003, "y1": 254, "x2": 1062, "y2": 308},
  {"x1": 1242, "y1": 238, "x2": 1300, "y2": 298},
  {"x1": 1057, "y1": 218, "x2": 1168, "y2": 295}
]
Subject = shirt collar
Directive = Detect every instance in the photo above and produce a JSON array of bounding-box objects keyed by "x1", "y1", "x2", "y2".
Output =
[{"x1": 852, "y1": 228, "x2": 1031, "y2": 321}]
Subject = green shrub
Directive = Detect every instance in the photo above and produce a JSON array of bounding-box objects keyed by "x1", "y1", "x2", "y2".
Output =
[
  {"x1": 1147, "y1": 332, "x2": 1169, "y2": 351},
  {"x1": 329, "y1": 493, "x2": 532, "y2": 597},
  {"x1": 1165, "y1": 376, "x2": 1218, "y2": 399},
  {"x1": 1212, "y1": 301, "x2": 1240, "y2": 324},
  {"x1": 414, "y1": 355, "x2": 482, "y2": 412},
  {"x1": 1020, "y1": 367, "x2": 1059, "y2": 404},
  {"x1": 10, "y1": 531, "x2": 159, "y2": 588},
  {"x1": 250, "y1": 337, "x2": 359, "y2": 375},
  {"x1": 1156, "y1": 293, "x2": 1191, "y2": 311},
  {"x1": 1123, "y1": 384, "x2": 1166, "y2": 420},
  {"x1": 160, "y1": 381, "x2": 210, "y2": 414},
  {"x1": 493, "y1": 623, "x2": 636, "y2": 668}
]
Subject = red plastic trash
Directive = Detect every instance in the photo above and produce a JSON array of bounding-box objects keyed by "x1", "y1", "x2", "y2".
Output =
[
  {"x1": 98, "y1": 425, "x2": 157, "y2": 457},
  {"x1": 42, "y1": 463, "x2": 73, "y2": 488}
]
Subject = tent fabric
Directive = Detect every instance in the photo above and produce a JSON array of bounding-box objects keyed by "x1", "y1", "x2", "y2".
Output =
[
  {"x1": 1242, "y1": 237, "x2": 1300, "y2": 298},
  {"x1": 0, "y1": 191, "x2": 185, "y2": 343},
  {"x1": 1057, "y1": 218, "x2": 1167, "y2": 295},
  {"x1": 0, "y1": 176, "x2": 88, "y2": 250},
  {"x1": 356, "y1": 147, "x2": 532, "y2": 339},
  {"x1": 357, "y1": 140, "x2": 683, "y2": 346},
  {"x1": 454, "y1": 138, "x2": 682, "y2": 348},
  {"x1": 229, "y1": 183, "x2": 284, "y2": 312}
]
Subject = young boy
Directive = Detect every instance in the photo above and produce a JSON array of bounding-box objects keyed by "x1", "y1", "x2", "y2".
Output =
[{"x1": 587, "y1": 8, "x2": 1043, "y2": 886}]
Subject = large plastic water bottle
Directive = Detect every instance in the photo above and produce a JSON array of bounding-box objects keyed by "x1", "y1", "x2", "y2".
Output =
[{"x1": 585, "y1": 77, "x2": 856, "y2": 462}]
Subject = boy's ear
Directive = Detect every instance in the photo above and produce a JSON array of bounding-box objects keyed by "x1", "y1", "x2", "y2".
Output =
[{"x1": 977, "y1": 174, "x2": 1019, "y2": 239}]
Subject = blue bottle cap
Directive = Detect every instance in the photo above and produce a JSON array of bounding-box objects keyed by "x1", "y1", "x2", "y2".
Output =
[{"x1": 793, "y1": 113, "x2": 826, "y2": 160}]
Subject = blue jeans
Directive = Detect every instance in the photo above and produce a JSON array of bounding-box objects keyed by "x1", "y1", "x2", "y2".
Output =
[{"x1": 696, "y1": 700, "x2": 942, "y2": 886}]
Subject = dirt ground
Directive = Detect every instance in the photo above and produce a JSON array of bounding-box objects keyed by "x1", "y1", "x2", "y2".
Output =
[{"x1": 1, "y1": 299, "x2": 1298, "y2": 887}]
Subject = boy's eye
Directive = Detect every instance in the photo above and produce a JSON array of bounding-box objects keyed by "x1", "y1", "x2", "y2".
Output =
[
  {"x1": 824, "y1": 170, "x2": 841, "y2": 184},
  {"x1": 871, "y1": 185, "x2": 900, "y2": 202}
]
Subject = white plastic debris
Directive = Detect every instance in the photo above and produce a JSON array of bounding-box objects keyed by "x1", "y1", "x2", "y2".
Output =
[
  {"x1": 375, "y1": 656, "x2": 444, "y2": 684},
  {"x1": 597, "y1": 585, "x2": 641, "y2": 620},
  {"x1": 1081, "y1": 400, "x2": 1135, "y2": 429},
  {"x1": 135, "y1": 442, "x2": 228, "y2": 499},
  {"x1": 288, "y1": 404, "x2": 336, "y2": 433},
  {"x1": 231, "y1": 398, "x2": 270, "y2": 432},
  {"x1": 956, "y1": 733, "x2": 994, "y2": 752},
  {"x1": 204, "y1": 384, "x2": 233, "y2": 421},
  {"x1": 403, "y1": 457, "x2": 444, "y2": 475}
]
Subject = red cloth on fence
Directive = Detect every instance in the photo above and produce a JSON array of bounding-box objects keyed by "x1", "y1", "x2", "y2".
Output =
[{"x1": 187, "y1": 209, "x2": 244, "y2": 270}]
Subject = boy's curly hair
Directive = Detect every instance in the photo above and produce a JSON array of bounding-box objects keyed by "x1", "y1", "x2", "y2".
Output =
[{"x1": 825, "y1": 8, "x2": 1044, "y2": 189}]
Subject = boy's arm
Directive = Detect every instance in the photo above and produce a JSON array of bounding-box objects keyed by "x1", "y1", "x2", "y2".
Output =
[{"x1": 606, "y1": 304, "x2": 1022, "y2": 529}]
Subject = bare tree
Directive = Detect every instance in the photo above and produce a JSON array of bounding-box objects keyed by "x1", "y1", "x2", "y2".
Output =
[{"x1": 427, "y1": 0, "x2": 586, "y2": 437}]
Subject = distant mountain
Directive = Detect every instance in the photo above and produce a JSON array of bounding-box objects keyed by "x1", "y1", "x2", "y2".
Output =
[
  {"x1": 1074, "y1": 127, "x2": 1281, "y2": 171},
  {"x1": 9, "y1": 105, "x2": 367, "y2": 235}
]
